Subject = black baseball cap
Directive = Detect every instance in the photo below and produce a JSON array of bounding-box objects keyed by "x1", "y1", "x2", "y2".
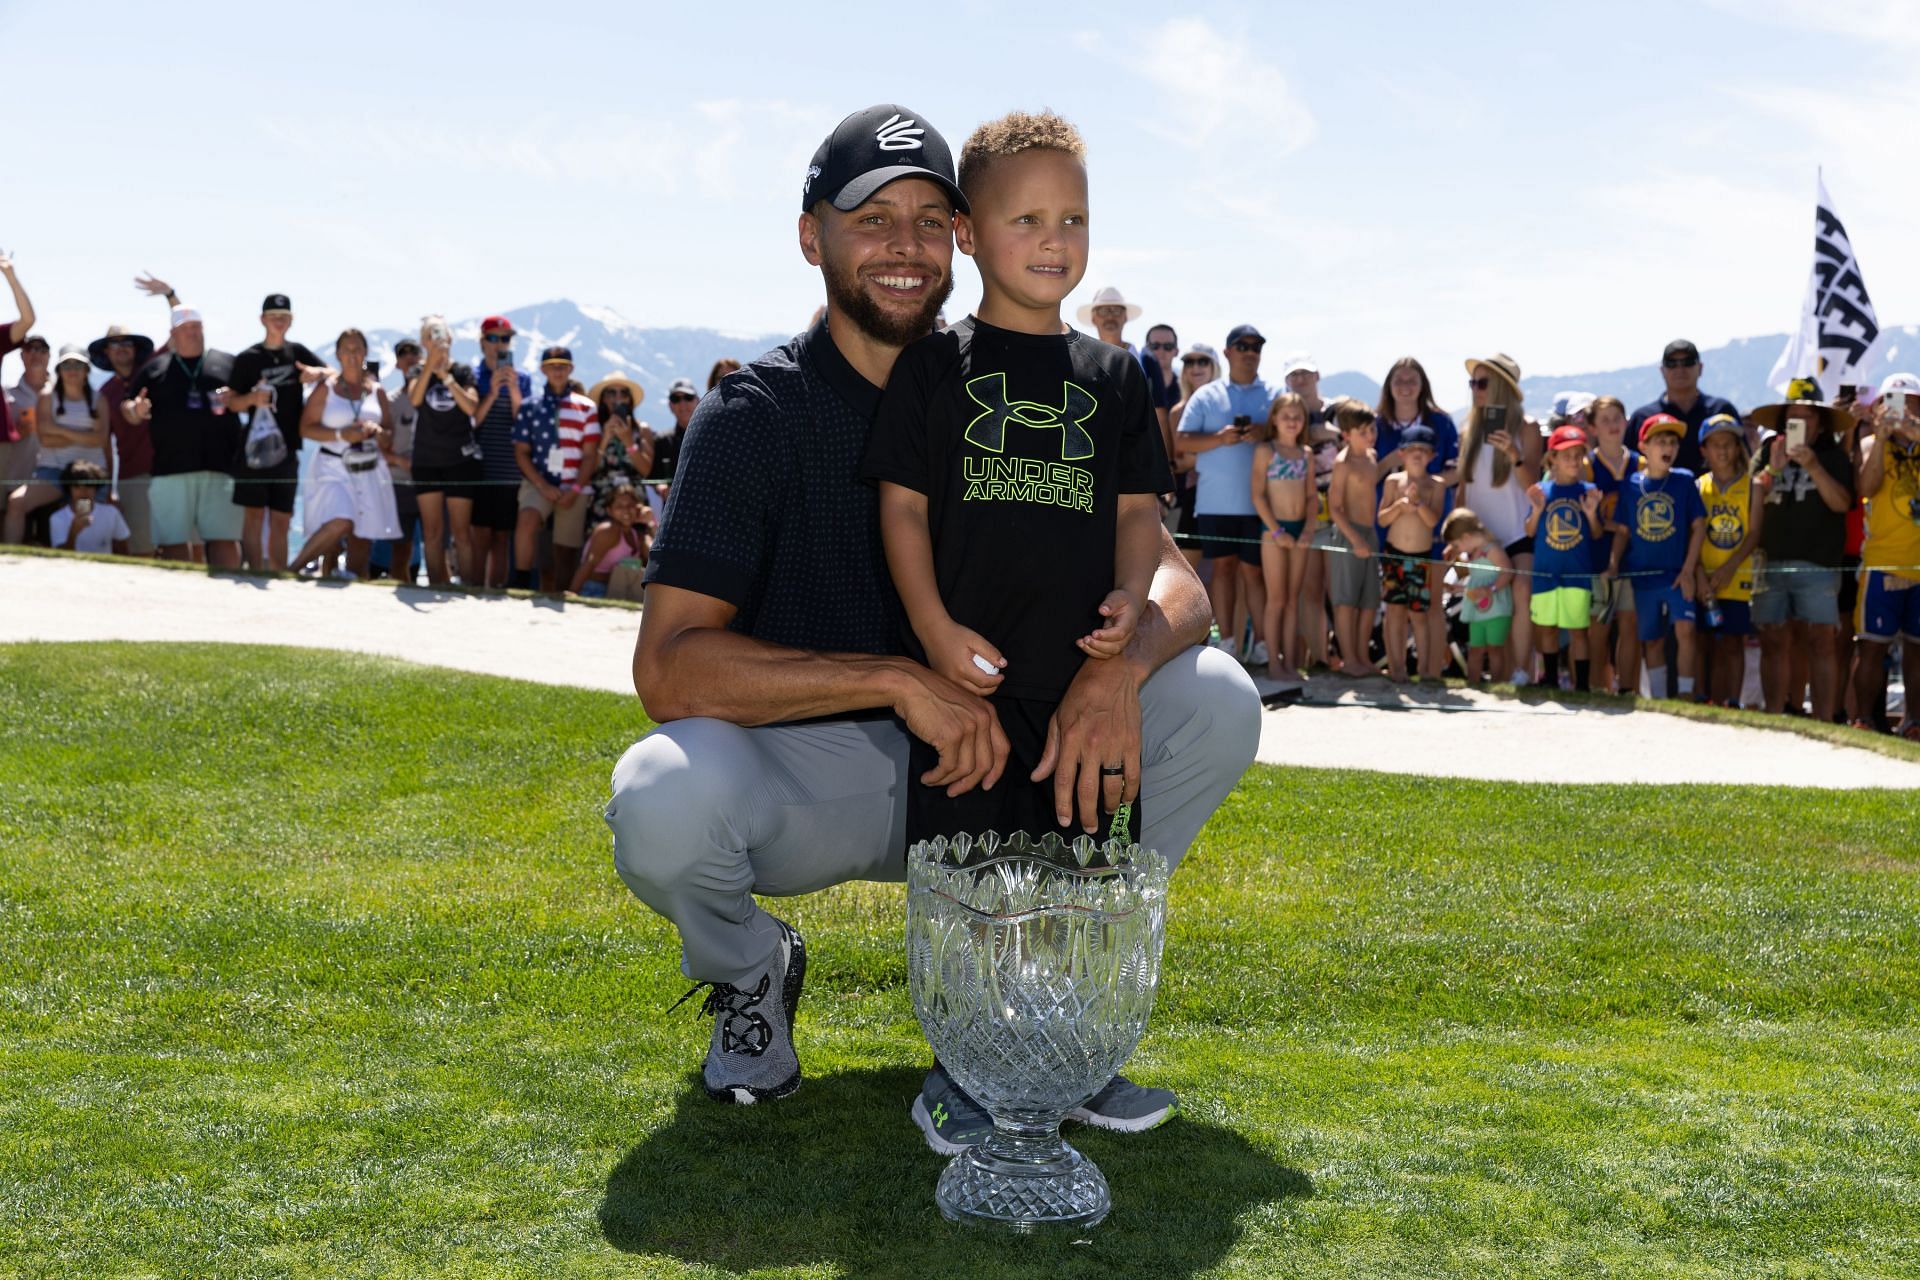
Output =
[
  {"x1": 394, "y1": 338, "x2": 422, "y2": 356},
  {"x1": 539, "y1": 345, "x2": 574, "y2": 365},
  {"x1": 802, "y1": 103, "x2": 967, "y2": 216},
  {"x1": 1663, "y1": 338, "x2": 1699, "y2": 363},
  {"x1": 1226, "y1": 324, "x2": 1266, "y2": 348},
  {"x1": 261, "y1": 293, "x2": 292, "y2": 313}
]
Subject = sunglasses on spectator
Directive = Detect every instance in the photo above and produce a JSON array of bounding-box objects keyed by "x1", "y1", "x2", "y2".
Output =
[
  {"x1": 1662, "y1": 357, "x2": 1700, "y2": 369},
  {"x1": 1147, "y1": 341, "x2": 1178, "y2": 352},
  {"x1": 669, "y1": 393, "x2": 697, "y2": 403},
  {"x1": 1230, "y1": 342, "x2": 1264, "y2": 353},
  {"x1": 484, "y1": 334, "x2": 514, "y2": 344},
  {"x1": 1181, "y1": 356, "x2": 1214, "y2": 365},
  {"x1": 1467, "y1": 377, "x2": 1491, "y2": 391}
]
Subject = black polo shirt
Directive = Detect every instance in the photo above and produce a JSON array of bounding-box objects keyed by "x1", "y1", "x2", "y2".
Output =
[
  {"x1": 126, "y1": 350, "x2": 241, "y2": 476},
  {"x1": 644, "y1": 318, "x2": 900, "y2": 656},
  {"x1": 1629, "y1": 391, "x2": 1741, "y2": 477}
]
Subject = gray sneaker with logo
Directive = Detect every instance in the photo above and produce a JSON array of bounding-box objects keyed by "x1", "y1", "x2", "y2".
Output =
[
  {"x1": 912, "y1": 1062, "x2": 1177, "y2": 1152},
  {"x1": 673, "y1": 918, "x2": 807, "y2": 1105}
]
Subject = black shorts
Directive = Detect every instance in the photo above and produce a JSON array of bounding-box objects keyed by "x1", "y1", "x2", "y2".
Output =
[
  {"x1": 232, "y1": 455, "x2": 299, "y2": 514},
  {"x1": 411, "y1": 459, "x2": 484, "y2": 500},
  {"x1": 471, "y1": 479, "x2": 519, "y2": 532},
  {"x1": 904, "y1": 696, "x2": 1140, "y2": 849},
  {"x1": 1193, "y1": 513, "x2": 1263, "y2": 565},
  {"x1": 1174, "y1": 480, "x2": 1196, "y2": 531},
  {"x1": 392, "y1": 475, "x2": 419, "y2": 526},
  {"x1": 1504, "y1": 535, "x2": 1534, "y2": 560}
]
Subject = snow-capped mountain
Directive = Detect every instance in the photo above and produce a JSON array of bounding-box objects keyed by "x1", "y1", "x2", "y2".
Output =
[{"x1": 326, "y1": 299, "x2": 793, "y2": 416}]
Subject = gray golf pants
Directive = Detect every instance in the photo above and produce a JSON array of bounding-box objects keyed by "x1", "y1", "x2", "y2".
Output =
[{"x1": 605, "y1": 645, "x2": 1260, "y2": 986}]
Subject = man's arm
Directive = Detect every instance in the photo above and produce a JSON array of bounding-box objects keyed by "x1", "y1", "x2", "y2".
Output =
[
  {"x1": 1035, "y1": 524, "x2": 1213, "y2": 832},
  {"x1": 632, "y1": 583, "x2": 1008, "y2": 794},
  {"x1": 1, "y1": 252, "x2": 34, "y2": 344}
]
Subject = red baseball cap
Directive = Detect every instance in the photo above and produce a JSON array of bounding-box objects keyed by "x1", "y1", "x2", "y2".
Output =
[
  {"x1": 480, "y1": 314, "x2": 514, "y2": 335},
  {"x1": 1547, "y1": 424, "x2": 1588, "y2": 451},
  {"x1": 1638, "y1": 413, "x2": 1684, "y2": 446}
]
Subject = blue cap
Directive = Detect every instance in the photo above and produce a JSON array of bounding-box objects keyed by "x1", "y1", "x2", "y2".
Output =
[
  {"x1": 1225, "y1": 324, "x2": 1265, "y2": 348},
  {"x1": 1399, "y1": 424, "x2": 1436, "y2": 450},
  {"x1": 1699, "y1": 413, "x2": 1743, "y2": 443}
]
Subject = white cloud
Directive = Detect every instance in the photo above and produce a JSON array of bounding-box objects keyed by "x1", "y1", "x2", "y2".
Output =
[{"x1": 1077, "y1": 18, "x2": 1316, "y2": 155}]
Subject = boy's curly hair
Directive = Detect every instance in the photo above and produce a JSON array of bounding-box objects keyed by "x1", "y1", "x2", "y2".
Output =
[{"x1": 958, "y1": 110, "x2": 1086, "y2": 200}]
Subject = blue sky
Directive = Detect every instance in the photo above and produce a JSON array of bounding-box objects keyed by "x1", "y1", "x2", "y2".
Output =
[{"x1": 3, "y1": 0, "x2": 1914, "y2": 396}]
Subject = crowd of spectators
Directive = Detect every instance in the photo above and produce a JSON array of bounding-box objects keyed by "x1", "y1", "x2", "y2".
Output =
[{"x1": 3, "y1": 253, "x2": 1915, "y2": 735}]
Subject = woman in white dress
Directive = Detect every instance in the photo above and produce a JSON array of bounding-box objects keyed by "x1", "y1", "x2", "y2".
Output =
[{"x1": 292, "y1": 328, "x2": 399, "y2": 578}]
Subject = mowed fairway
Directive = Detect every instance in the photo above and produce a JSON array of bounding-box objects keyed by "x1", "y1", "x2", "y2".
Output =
[{"x1": 2, "y1": 642, "x2": 1918, "y2": 1279}]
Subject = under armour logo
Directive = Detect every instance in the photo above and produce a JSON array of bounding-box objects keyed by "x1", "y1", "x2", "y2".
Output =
[
  {"x1": 874, "y1": 114, "x2": 924, "y2": 152},
  {"x1": 964, "y1": 373, "x2": 1098, "y2": 460},
  {"x1": 932, "y1": 1102, "x2": 949, "y2": 1126},
  {"x1": 802, "y1": 164, "x2": 821, "y2": 196}
]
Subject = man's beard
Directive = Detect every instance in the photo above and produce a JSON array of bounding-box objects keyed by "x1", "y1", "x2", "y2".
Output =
[{"x1": 821, "y1": 255, "x2": 952, "y2": 348}]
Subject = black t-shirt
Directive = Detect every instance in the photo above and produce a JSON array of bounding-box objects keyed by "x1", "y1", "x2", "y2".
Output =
[
  {"x1": 649, "y1": 426, "x2": 688, "y2": 482},
  {"x1": 127, "y1": 350, "x2": 241, "y2": 476},
  {"x1": 1629, "y1": 392, "x2": 1741, "y2": 476},
  {"x1": 411, "y1": 363, "x2": 479, "y2": 467},
  {"x1": 863, "y1": 317, "x2": 1173, "y2": 702},
  {"x1": 643, "y1": 320, "x2": 900, "y2": 657},
  {"x1": 1755, "y1": 428, "x2": 1854, "y2": 566},
  {"x1": 229, "y1": 341, "x2": 321, "y2": 452}
]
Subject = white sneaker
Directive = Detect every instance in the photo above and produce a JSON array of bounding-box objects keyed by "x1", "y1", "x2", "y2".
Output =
[
  {"x1": 1208, "y1": 635, "x2": 1238, "y2": 655},
  {"x1": 1510, "y1": 669, "x2": 1531, "y2": 688},
  {"x1": 1243, "y1": 640, "x2": 1271, "y2": 666}
]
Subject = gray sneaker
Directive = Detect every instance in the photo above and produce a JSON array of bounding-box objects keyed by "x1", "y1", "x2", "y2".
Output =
[
  {"x1": 910, "y1": 1061, "x2": 993, "y2": 1154},
  {"x1": 912, "y1": 1064, "x2": 1176, "y2": 1151},
  {"x1": 1068, "y1": 1075, "x2": 1177, "y2": 1133},
  {"x1": 672, "y1": 918, "x2": 806, "y2": 1105}
]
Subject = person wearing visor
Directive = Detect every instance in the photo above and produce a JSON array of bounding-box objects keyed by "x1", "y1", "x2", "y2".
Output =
[{"x1": 605, "y1": 104, "x2": 1255, "y2": 1143}]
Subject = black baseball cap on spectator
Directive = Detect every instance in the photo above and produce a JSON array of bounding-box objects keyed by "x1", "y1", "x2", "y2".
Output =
[
  {"x1": 262, "y1": 293, "x2": 292, "y2": 313},
  {"x1": 1663, "y1": 339, "x2": 1700, "y2": 365},
  {"x1": 394, "y1": 338, "x2": 422, "y2": 357},
  {"x1": 1226, "y1": 324, "x2": 1265, "y2": 348},
  {"x1": 802, "y1": 103, "x2": 968, "y2": 216},
  {"x1": 540, "y1": 345, "x2": 574, "y2": 365}
]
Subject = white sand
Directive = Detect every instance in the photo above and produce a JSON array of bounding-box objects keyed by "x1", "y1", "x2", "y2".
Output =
[{"x1": 7, "y1": 553, "x2": 1920, "y2": 790}]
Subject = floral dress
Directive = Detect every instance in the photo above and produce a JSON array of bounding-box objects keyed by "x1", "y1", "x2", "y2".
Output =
[{"x1": 590, "y1": 421, "x2": 648, "y2": 523}]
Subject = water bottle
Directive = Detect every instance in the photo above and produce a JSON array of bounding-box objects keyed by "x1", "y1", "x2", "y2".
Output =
[{"x1": 1705, "y1": 593, "x2": 1724, "y2": 630}]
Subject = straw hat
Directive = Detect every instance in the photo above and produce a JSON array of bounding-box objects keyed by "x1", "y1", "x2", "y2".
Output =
[
  {"x1": 1466, "y1": 352, "x2": 1522, "y2": 394},
  {"x1": 1746, "y1": 377, "x2": 1842, "y2": 436},
  {"x1": 1076, "y1": 285, "x2": 1143, "y2": 324},
  {"x1": 587, "y1": 373, "x2": 646, "y2": 406}
]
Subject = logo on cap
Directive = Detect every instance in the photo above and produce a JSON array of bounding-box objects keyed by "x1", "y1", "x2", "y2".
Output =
[
  {"x1": 874, "y1": 114, "x2": 925, "y2": 152},
  {"x1": 803, "y1": 165, "x2": 821, "y2": 196}
]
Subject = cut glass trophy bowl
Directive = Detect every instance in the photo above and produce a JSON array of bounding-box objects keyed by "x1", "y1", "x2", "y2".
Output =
[{"x1": 906, "y1": 830, "x2": 1169, "y2": 1231}]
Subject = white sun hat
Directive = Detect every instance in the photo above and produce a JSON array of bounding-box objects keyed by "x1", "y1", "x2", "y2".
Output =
[{"x1": 1076, "y1": 285, "x2": 1143, "y2": 324}]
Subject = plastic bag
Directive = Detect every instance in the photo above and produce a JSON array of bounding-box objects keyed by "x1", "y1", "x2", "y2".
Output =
[{"x1": 244, "y1": 406, "x2": 288, "y2": 470}]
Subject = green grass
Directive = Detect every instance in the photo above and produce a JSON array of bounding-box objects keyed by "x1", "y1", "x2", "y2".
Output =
[{"x1": 2, "y1": 641, "x2": 1918, "y2": 1279}]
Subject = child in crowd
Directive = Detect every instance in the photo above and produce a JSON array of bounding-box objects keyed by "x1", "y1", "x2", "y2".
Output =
[
  {"x1": 1608, "y1": 413, "x2": 1705, "y2": 699},
  {"x1": 1441, "y1": 507, "x2": 1513, "y2": 683},
  {"x1": 1695, "y1": 414, "x2": 1763, "y2": 706},
  {"x1": 569, "y1": 482, "x2": 652, "y2": 601},
  {"x1": 1326, "y1": 401, "x2": 1381, "y2": 676},
  {"x1": 1375, "y1": 425, "x2": 1441, "y2": 682},
  {"x1": 1584, "y1": 395, "x2": 1640, "y2": 693},
  {"x1": 48, "y1": 459, "x2": 131, "y2": 555},
  {"x1": 1849, "y1": 373, "x2": 1920, "y2": 736},
  {"x1": 1252, "y1": 392, "x2": 1313, "y2": 682},
  {"x1": 864, "y1": 109, "x2": 1171, "y2": 844},
  {"x1": 1526, "y1": 425, "x2": 1603, "y2": 691}
]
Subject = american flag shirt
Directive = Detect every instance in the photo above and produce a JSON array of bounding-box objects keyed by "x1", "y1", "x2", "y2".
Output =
[{"x1": 513, "y1": 387, "x2": 602, "y2": 484}]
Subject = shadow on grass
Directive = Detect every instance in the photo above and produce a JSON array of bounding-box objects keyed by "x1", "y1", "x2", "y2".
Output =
[{"x1": 599, "y1": 1067, "x2": 1309, "y2": 1278}]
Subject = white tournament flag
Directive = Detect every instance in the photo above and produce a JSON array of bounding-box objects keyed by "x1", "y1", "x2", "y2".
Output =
[{"x1": 1769, "y1": 172, "x2": 1884, "y2": 400}]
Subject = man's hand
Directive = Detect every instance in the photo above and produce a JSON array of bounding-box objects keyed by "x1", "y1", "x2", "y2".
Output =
[
  {"x1": 556, "y1": 487, "x2": 580, "y2": 509},
  {"x1": 134, "y1": 272, "x2": 173, "y2": 298},
  {"x1": 895, "y1": 667, "x2": 1009, "y2": 797},
  {"x1": 124, "y1": 389, "x2": 152, "y2": 424},
  {"x1": 297, "y1": 364, "x2": 333, "y2": 384},
  {"x1": 540, "y1": 481, "x2": 563, "y2": 505},
  {"x1": 924, "y1": 617, "x2": 1007, "y2": 696},
  {"x1": 1077, "y1": 589, "x2": 1140, "y2": 660},
  {"x1": 1036, "y1": 654, "x2": 1142, "y2": 832}
]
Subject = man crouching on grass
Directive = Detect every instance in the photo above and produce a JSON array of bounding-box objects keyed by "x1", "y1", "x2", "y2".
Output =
[{"x1": 603, "y1": 103, "x2": 1258, "y2": 1148}]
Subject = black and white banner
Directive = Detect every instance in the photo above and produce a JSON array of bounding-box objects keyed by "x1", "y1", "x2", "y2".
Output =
[{"x1": 1769, "y1": 172, "x2": 1883, "y2": 400}]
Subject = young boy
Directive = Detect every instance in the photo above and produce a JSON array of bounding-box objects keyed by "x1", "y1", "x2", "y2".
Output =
[
  {"x1": 1526, "y1": 424, "x2": 1604, "y2": 691},
  {"x1": 1375, "y1": 424, "x2": 1441, "y2": 681},
  {"x1": 1326, "y1": 402, "x2": 1382, "y2": 676},
  {"x1": 1695, "y1": 413, "x2": 1763, "y2": 706},
  {"x1": 1607, "y1": 413, "x2": 1705, "y2": 699},
  {"x1": 862, "y1": 110, "x2": 1172, "y2": 845}
]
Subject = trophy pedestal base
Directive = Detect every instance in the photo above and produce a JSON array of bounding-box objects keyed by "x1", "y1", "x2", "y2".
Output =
[{"x1": 936, "y1": 1134, "x2": 1110, "y2": 1232}]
